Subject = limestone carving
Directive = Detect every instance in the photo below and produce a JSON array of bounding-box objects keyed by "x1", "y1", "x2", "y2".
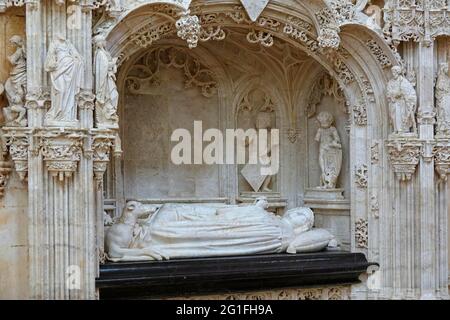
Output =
[
  {"x1": 94, "y1": 35, "x2": 119, "y2": 129},
  {"x1": 352, "y1": 101, "x2": 367, "y2": 126},
  {"x1": 4, "y1": 131, "x2": 28, "y2": 181},
  {"x1": 40, "y1": 130, "x2": 84, "y2": 181},
  {"x1": 105, "y1": 198, "x2": 337, "y2": 262},
  {"x1": 176, "y1": 10, "x2": 201, "y2": 49},
  {"x1": 386, "y1": 66, "x2": 417, "y2": 136},
  {"x1": 355, "y1": 164, "x2": 368, "y2": 188},
  {"x1": 386, "y1": 139, "x2": 421, "y2": 181},
  {"x1": 125, "y1": 47, "x2": 217, "y2": 98},
  {"x1": 307, "y1": 73, "x2": 345, "y2": 118},
  {"x1": 366, "y1": 39, "x2": 392, "y2": 69},
  {"x1": 2, "y1": 35, "x2": 27, "y2": 127},
  {"x1": 355, "y1": 218, "x2": 368, "y2": 249},
  {"x1": 315, "y1": 112, "x2": 342, "y2": 189},
  {"x1": 434, "y1": 141, "x2": 450, "y2": 181},
  {"x1": 435, "y1": 63, "x2": 450, "y2": 136},
  {"x1": 44, "y1": 35, "x2": 84, "y2": 126}
]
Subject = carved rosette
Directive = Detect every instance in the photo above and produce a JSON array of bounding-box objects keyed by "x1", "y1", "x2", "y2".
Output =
[
  {"x1": 41, "y1": 132, "x2": 83, "y2": 181},
  {"x1": 3, "y1": 130, "x2": 29, "y2": 182},
  {"x1": 386, "y1": 139, "x2": 422, "y2": 181},
  {"x1": 433, "y1": 139, "x2": 450, "y2": 181}
]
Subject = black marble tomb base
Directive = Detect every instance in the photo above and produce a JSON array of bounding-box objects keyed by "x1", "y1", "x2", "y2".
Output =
[{"x1": 96, "y1": 251, "x2": 377, "y2": 299}]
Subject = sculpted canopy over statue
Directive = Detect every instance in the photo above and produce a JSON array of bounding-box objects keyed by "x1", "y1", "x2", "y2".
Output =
[
  {"x1": 315, "y1": 112, "x2": 342, "y2": 189},
  {"x1": 105, "y1": 198, "x2": 337, "y2": 261},
  {"x1": 2, "y1": 35, "x2": 27, "y2": 127},
  {"x1": 386, "y1": 66, "x2": 417, "y2": 136},
  {"x1": 435, "y1": 63, "x2": 450, "y2": 136},
  {"x1": 94, "y1": 35, "x2": 119, "y2": 128},
  {"x1": 45, "y1": 34, "x2": 84, "y2": 126}
]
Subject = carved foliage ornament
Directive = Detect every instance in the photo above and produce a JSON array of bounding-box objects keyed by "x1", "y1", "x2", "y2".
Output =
[
  {"x1": 176, "y1": 10, "x2": 201, "y2": 49},
  {"x1": 125, "y1": 47, "x2": 217, "y2": 98},
  {"x1": 355, "y1": 218, "x2": 368, "y2": 249},
  {"x1": 386, "y1": 139, "x2": 421, "y2": 181},
  {"x1": 40, "y1": 131, "x2": 83, "y2": 181},
  {"x1": 433, "y1": 140, "x2": 450, "y2": 181},
  {"x1": 3, "y1": 131, "x2": 29, "y2": 182},
  {"x1": 384, "y1": 0, "x2": 450, "y2": 43},
  {"x1": 355, "y1": 164, "x2": 368, "y2": 188}
]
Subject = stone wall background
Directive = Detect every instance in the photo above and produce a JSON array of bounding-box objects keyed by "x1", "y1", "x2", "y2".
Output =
[{"x1": 0, "y1": 8, "x2": 28, "y2": 299}]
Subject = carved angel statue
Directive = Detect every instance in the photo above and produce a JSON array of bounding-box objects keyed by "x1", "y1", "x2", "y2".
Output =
[
  {"x1": 315, "y1": 111, "x2": 342, "y2": 189},
  {"x1": 435, "y1": 63, "x2": 450, "y2": 136},
  {"x1": 44, "y1": 34, "x2": 84, "y2": 126},
  {"x1": 2, "y1": 35, "x2": 27, "y2": 127},
  {"x1": 386, "y1": 66, "x2": 417, "y2": 136},
  {"x1": 105, "y1": 198, "x2": 337, "y2": 262},
  {"x1": 94, "y1": 34, "x2": 119, "y2": 128}
]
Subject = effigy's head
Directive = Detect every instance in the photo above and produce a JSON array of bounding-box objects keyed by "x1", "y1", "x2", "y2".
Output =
[
  {"x1": 254, "y1": 196, "x2": 269, "y2": 209},
  {"x1": 282, "y1": 207, "x2": 314, "y2": 235},
  {"x1": 122, "y1": 201, "x2": 159, "y2": 220}
]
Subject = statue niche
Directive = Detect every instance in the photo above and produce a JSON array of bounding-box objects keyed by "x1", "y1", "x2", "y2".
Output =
[
  {"x1": 386, "y1": 66, "x2": 417, "y2": 137},
  {"x1": 237, "y1": 87, "x2": 278, "y2": 197},
  {"x1": 44, "y1": 34, "x2": 84, "y2": 126}
]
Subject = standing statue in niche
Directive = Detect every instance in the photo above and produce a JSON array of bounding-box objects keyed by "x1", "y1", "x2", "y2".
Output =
[
  {"x1": 315, "y1": 111, "x2": 342, "y2": 189},
  {"x1": 435, "y1": 63, "x2": 450, "y2": 136},
  {"x1": 44, "y1": 34, "x2": 84, "y2": 126},
  {"x1": 386, "y1": 66, "x2": 417, "y2": 136},
  {"x1": 2, "y1": 35, "x2": 27, "y2": 127},
  {"x1": 105, "y1": 197, "x2": 337, "y2": 261},
  {"x1": 94, "y1": 35, "x2": 119, "y2": 128}
]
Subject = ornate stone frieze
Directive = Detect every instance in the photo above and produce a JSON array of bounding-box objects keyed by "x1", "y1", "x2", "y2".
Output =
[
  {"x1": 246, "y1": 29, "x2": 274, "y2": 47},
  {"x1": 355, "y1": 218, "x2": 368, "y2": 249},
  {"x1": 176, "y1": 10, "x2": 201, "y2": 49},
  {"x1": 125, "y1": 47, "x2": 218, "y2": 98},
  {"x1": 352, "y1": 101, "x2": 367, "y2": 126},
  {"x1": 39, "y1": 130, "x2": 84, "y2": 181},
  {"x1": 168, "y1": 286, "x2": 350, "y2": 300},
  {"x1": 383, "y1": 0, "x2": 450, "y2": 43},
  {"x1": 355, "y1": 164, "x2": 368, "y2": 188},
  {"x1": 386, "y1": 139, "x2": 422, "y2": 181},
  {"x1": 2, "y1": 129, "x2": 30, "y2": 181},
  {"x1": 366, "y1": 39, "x2": 392, "y2": 69},
  {"x1": 433, "y1": 139, "x2": 450, "y2": 181},
  {"x1": 130, "y1": 21, "x2": 175, "y2": 48}
]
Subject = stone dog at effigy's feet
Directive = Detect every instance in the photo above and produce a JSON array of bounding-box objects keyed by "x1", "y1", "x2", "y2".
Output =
[{"x1": 105, "y1": 197, "x2": 337, "y2": 262}]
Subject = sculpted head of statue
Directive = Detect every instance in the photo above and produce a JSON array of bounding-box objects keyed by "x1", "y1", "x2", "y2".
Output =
[
  {"x1": 391, "y1": 65, "x2": 402, "y2": 79},
  {"x1": 9, "y1": 35, "x2": 23, "y2": 47},
  {"x1": 93, "y1": 34, "x2": 107, "y2": 49},
  {"x1": 439, "y1": 62, "x2": 448, "y2": 76},
  {"x1": 316, "y1": 111, "x2": 334, "y2": 129},
  {"x1": 282, "y1": 207, "x2": 314, "y2": 235}
]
